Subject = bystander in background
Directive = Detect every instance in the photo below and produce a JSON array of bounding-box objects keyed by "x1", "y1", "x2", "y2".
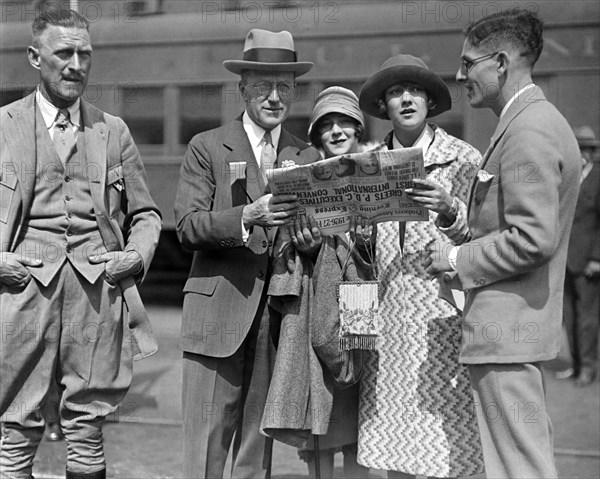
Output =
[{"x1": 557, "y1": 125, "x2": 600, "y2": 387}]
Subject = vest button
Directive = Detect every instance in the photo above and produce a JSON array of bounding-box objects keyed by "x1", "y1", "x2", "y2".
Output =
[
  {"x1": 64, "y1": 176, "x2": 71, "y2": 182},
  {"x1": 261, "y1": 240, "x2": 268, "y2": 247},
  {"x1": 258, "y1": 270, "x2": 265, "y2": 278},
  {"x1": 65, "y1": 195, "x2": 71, "y2": 201},
  {"x1": 66, "y1": 231, "x2": 72, "y2": 237}
]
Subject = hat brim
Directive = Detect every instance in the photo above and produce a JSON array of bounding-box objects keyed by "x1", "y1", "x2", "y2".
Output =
[
  {"x1": 578, "y1": 139, "x2": 600, "y2": 148},
  {"x1": 223, "y1": 60, "x2": 313, "y2": 76},
  {"x1": 359, "y1": 65, "x2": 452, "y2": 119}
]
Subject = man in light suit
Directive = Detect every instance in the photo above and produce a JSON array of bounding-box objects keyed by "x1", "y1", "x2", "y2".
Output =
[
  {"x1": 174, "y1": 29, "x2": 321, "y2": 478},
  {"x1": 0, "y1": 8, "x2": 161, "y2": 479},
  {"x1": 425, "y1": 9, "x2": 581, "y2": 478},
  {"x1": 561, "y1": 126, "x2": 600, "y2": 387}
]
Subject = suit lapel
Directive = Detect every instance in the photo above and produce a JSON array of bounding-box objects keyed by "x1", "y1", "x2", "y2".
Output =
[
  {"x1": 2, "y1": 93, "x2": 37, "y2": 217},
  {"x1": 81, "y1": 101, "x2": 109, "y2": 216},
  {"x1": 223, "y1": 120, "x2": 265, "y2": 203},
  {"x1": 466, "y1": 86, "x2": 546, "y2": 213}
]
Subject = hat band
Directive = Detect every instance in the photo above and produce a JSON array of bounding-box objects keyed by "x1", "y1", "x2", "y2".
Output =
[{"x1": 242, "y1": 47, "x2": 298, "y2": 64}]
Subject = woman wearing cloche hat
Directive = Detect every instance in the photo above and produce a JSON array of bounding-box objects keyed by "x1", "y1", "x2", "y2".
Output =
[
  {"x1": 356, "y1": 54, "x2": 485, "y2": 479},
  {"x1": 295, "y1": 86, "x2": 371, "y2": 479}
]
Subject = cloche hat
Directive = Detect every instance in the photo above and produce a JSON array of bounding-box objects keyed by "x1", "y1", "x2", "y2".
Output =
[
  {"x1": 308, "y1": 86, "x2": 365, "y2": 145},
  {"x1": 223, "y1": 29, "x2": 313, "y2": 76},
  {"x1": 359, "y1": 54, "x2": 451, "y2": 119}
]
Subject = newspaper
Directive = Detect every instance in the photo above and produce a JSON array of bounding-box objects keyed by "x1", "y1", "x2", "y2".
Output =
[{"x1": 269, "y1": 147, "x2": 428, "y2": 235}]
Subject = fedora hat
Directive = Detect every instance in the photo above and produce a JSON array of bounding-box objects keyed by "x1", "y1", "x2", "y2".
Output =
[
  {"x1": 359, "y1": 54, "x2": 452, "y2": 119},
  {"x1": 223, "y1": 29, "x2": 313, "y2": 76},
  {"x1": 573, "y1": 125, "x2": 600, "y2": 148}
]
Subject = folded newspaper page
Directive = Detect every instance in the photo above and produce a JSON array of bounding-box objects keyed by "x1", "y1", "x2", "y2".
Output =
[{"x1": 269, "y1": 147, "x2": 428, "y2": 235}]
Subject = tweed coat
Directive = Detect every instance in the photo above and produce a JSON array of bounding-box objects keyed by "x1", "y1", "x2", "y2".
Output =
[
  {"x1": 455, "y1": 87, "x2": 581, "y2": 364},
  {"x1": 0, "y1": 91, "x2": 162, "y2": 359},
  {"x1": 174, "y1": 117, "x2": 320, "y2": 357}
]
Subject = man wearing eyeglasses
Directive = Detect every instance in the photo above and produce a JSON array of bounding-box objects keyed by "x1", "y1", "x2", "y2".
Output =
[
  {"x1": 424, "y1": 8, "x2": 581, "y2": 479},
  {"x1": 174, "y1": 29, "x2": 321, "y2": 478}
]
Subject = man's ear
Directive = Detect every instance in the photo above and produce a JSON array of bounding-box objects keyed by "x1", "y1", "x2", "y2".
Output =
[
  {"x1": 496, "y1": 51, "x2": 509, "y2": 75},
  {"x1": 239, "y1": 81, "x2": 249, "y2": 101},
  {"x1": 27, "y1": 46, "x2": 41, "y2": 70}
]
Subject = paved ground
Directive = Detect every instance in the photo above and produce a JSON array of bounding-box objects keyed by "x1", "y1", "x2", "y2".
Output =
[{"x1": 32, "y1": 304, "x2": 600, "y2": 478}]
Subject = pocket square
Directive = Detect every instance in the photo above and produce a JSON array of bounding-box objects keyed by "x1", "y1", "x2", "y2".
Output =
[
  {"x1": 228, "y1": 162, "x2": 246, "y2": 185},
  {"x1": 477, "y1": 170, "x2": 495, "y2": 182}
]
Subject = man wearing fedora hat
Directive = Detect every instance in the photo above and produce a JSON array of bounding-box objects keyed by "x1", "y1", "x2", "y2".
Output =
[
  {"x1": 425, "y1": 9, "x2": 581, "y2": 478},
  {"x1": 560, "y1": 125, "x2": 600, "y2": 387},
  {"x1": 174, "y1": 28, "x2": 321, "y2": 478}
]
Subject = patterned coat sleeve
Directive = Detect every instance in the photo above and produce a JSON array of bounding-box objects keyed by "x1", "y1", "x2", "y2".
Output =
[{"x1": 435, "y1": 135, "x2": 481, "y2": 245}]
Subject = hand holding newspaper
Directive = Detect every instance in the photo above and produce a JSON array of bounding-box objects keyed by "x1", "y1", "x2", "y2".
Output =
[{"x1": 269, "y1": 147, "x2": 428, "y2": 235}]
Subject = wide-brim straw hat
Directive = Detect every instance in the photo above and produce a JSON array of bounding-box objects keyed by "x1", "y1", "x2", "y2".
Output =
[
  {"x1": 359, "y1": 54, "x2": 451, "y2": 119},
  {"x1": 573, "y1": 125, "x2": 600, "y2": 148},
  {"x1": 308, "y1": 86, "x2": 365, "y2": 145},
  {"x1": 223, "y1": 29, "x2": 313, "y2": 76}
]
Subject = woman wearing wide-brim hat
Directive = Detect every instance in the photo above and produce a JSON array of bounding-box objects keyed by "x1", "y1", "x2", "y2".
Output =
[{"x1": 356, "y1": 54, "x2": 485, "y2": 479}]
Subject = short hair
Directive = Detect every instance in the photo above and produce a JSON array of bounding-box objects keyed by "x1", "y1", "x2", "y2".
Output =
[
  {"x1": 32, "y1": 8, "x2": 89, "y2": 45},
  {"x1": 464, "y1": 8, "x2": 544, "y2": 67}
]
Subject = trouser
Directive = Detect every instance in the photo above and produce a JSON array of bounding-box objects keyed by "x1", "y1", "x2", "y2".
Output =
[
  {"x1": 563, "y1": 270, "x2": 600, "y2": 374},
  {"x1": 469, "y1": 363, "x2": 557, "y2": 479},
  {"x1": 0, "y1": 263, "x2": 132, "y2": 478},
  {"x1": 182, "y1": 295, "x2": 277, "y2": 479}
]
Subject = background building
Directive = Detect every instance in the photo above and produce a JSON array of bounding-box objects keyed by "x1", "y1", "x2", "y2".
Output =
[{"x1": 2, "y1": 0, "x2": 598, "y2": 298}]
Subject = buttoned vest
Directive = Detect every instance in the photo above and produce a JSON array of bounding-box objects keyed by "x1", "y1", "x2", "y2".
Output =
[{"x1": 14, "y1": 107, "x2": 106, "y2": 286}]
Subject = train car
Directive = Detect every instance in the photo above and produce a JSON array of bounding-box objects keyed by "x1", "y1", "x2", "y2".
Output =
[{"x1": 2, "y1": 0, "x2": 599, "y2": 299}]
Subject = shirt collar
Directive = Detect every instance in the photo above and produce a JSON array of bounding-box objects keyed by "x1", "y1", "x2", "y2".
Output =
[
  {"x1": 36, "y1": 87, "x2": 81, "y2": 130},
  {"x1": 392, "y1": 123, "x2": 434, "y2": 156},
  {"x1": 500, "y1": 83, "x2": 536, "y2": 120},
  {"x1": 242, "y1": 111, "x2": 281, "y2": 149}
]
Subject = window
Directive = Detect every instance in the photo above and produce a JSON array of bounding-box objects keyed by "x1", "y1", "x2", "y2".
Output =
[
  {"x1": 0, "y1": 87, "x2": 32, "y2": 107},
  {"x1": 179, "y1": 85, "x2": 223, "y2": 144},
  {"x1": 121, "y1": 86, "x2": 164, "y2": 145}
]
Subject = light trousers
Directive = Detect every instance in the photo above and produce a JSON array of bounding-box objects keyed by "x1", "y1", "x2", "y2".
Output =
[
  {"x1": 469, "y1": 362, "x2": 557, "y2": 479},
  {"x1": 0, "y1": 263, "x2": 132, "y2": 477}
]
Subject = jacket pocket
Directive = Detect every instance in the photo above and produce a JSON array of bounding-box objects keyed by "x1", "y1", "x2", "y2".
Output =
[
  {"x1": 183, "y1": 277, "x2": 219, "y2": 296},
  {"x1": 0, "y1": 172, "x2": 18, "y2": 224}
]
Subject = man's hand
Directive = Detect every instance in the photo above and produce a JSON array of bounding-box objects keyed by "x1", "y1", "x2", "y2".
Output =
[
  {"x1": 406, "y1": 179, "x2": 454, "y2": 217},
  {"x1": 0, "y1": 253, "x2": 42, "y2": 287},
  {"x1": 287, "y1": 214, "x2": 322, "y2": 260},
  {"x1": 89, "y1": 250, "x2": 143, "y2": 285},
  {"x1": 584, "y1": 259, "x2": 600, "y2": 279},
  {"x1": 242, "y1": 194, "x2": 299, "y2": 228},
  {"x1": 424, "y1": 240, "x2": 454, "y2": 276}
]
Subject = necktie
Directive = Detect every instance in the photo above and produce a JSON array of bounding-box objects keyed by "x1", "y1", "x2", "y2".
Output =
[
  {"x1": 261, "y1": 130, "x2": 277, "y2": 184},
  {"x1": 53, "y1": 109, "x2": 76, "y2": 164}
]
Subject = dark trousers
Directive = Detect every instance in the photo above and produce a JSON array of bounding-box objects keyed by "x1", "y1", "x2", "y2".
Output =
[
  {"x1": 0, "y1": 263, "x2": 131, "y2": 477},
  {"x1": 563, "y1": 269, "x2": 600, "y2": 374},
  {"x1": 182, "y1": 296, "x2": 277, "y2": 479}
]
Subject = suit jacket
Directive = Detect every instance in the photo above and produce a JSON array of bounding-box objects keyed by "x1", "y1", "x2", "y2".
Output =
[
  {"x1": 567, "y1": 162, "x2": 600, "y2": 273},
  {"x1": 0, "y1": 91, "x2": 162, "y2": 358},
  {"x1": 175, "y1": 117, "x2": 320, "y2": 357},
  {"x1": 456, "y1": 87, "x2": 581, "y2": 364}
]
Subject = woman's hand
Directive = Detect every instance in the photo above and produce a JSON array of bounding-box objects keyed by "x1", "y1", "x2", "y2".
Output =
[
  {"x1": 348, "y1": 216, "x2": 376, "y2": 250},
  {"x1": 405, "y1": 178, "x2": 455, "y2": 219},
  {"x1": 286, "y1": 214, "x2": 323, "y2": 260}
]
